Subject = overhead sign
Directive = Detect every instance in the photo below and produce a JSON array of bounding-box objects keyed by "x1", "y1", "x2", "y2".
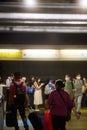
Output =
[
  {"x1": 0, "y1": 49, "x2": 22, "y2": 59},
  {"x1": 0, "y1": 49, "x2": 87, "y2": 60},
  {"x1": 59, "y1": 50, "x2": 87, "y2": 59}
]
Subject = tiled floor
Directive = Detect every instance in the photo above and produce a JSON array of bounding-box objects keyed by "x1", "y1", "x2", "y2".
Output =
[
  {"x1": 66, "y1": 110, "x2": 87, "y2": 130},
  {"x1": 4, "y1": 108, "x2": 87, "y2": 130}
]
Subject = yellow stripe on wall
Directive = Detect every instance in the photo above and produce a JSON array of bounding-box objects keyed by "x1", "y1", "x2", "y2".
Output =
[{"x1": 0, "y1": 49, "x2": 22, "y2": 58}]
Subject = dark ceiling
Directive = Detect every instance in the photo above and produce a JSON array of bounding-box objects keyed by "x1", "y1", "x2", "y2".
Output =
[{"x1": 0, "y1": 0, "x2": 87, "y2": 48}]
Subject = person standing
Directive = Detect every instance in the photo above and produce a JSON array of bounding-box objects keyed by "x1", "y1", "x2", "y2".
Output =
[
  {"x1": 48, "y1": 79, "x2": 80, "y2": 130},
  {"x1": 73, "y1": 74, "x2": 83, "y2": 114},
  {"x1": 8, "y1": 72, "x2": 29, "y2": 130},
  {"x1": 26, "y1": 78, "x2": 35, "y2": 109},
  {"x1": 33, "y1": 77, "x2": 44, "y2": 111},
  {"x1": 44, "y1": 79, "x2": 55, "y2": 110},
  {"x1": 6, "y1": 73, "x2": 14, "y2": 88},
  {"x1": 64, "y1": 75, "x2": 74, "y2": 101}
]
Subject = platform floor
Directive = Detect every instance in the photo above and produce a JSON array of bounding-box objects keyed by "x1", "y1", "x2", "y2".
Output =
[{"x1": 3, "y1": 108, "x2": 87, "y2": 130}]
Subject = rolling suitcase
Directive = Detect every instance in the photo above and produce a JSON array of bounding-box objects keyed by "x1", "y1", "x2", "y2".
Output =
[
  {"x1": 28, "y1": 111, "x2": 44, "y2": 130},
  {"x1": 6, "y1": 101, "x2": 16, "y2": 127},
  {"x1": 6, "y1": 111, "x2": 16, "y2": 127}
]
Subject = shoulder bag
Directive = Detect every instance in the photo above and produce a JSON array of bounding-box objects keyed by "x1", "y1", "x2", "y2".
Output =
[{"x1": 58, "y1": 91, "x2": 71, "y2": 121}]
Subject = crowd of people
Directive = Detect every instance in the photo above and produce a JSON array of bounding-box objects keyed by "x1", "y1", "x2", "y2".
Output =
[
  {"x1": 0, "y1": 72, "x2": 87, "y2": 130},
  {"x1": 4, "y1": 73, "x2": 87, "y2": 111}
]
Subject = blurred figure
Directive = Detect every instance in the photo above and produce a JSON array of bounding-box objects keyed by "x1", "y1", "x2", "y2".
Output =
[
  {"x1": 0, "y1": 75, "x2": 5, "y2": 95},
  {"x1": 26, "y1": 78, "x2": 35, "y2": 109},
  {"x1": 21, "y1": 77, "x2": 27, "y2": 83},
  {"x1": 73, "y1": 74, "x2": 83, "y2": 114},
  {"x1": 33, "y1": 77, "x2": 44, "y2": 111},
  {"x1": 81, "y1": 77, "x2": 87, "y2": 107},
  {"x1": 0, "y1": 76, "x2": 5, "y2": 85},
  {"x1": 6, "y1": 73, "x2": 14, "y2": 88},
  {"x1": 48, "y1": 79, "x2": 80, "y2": 130},
  {"x1": 8, "y1": 72, "x2": 29, "y2": 130},
  {"x1": 64, "y1": 75, "x2": 74, "y2": 101},
  {"x1": 44, "y1": 79, "x2": 55, "y2": 110},
  {"x1": 0, "y1": 76, "x2": 4, "y2": 104}
]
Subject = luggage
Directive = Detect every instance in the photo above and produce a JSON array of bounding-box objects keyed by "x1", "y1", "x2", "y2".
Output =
[
  {"x1": 28, "y1": 111, "x2": 44, "y2": 130},
  {"x1": 6, "y1": 111, "x2": 16, "y2": 127},
  {"x1": 44, "y1": 111, "x2": 53, "y2": 130},
  {"x1": 6, "y1": 102, "x2": 16, "y2": 127}
]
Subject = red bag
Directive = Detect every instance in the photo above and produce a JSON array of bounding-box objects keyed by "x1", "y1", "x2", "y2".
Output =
[{"x1": 44, "y1": 111, "x2": 53, "y2": 130}]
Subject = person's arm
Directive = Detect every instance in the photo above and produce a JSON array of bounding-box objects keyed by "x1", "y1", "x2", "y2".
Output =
[
  {"x1": 23, "y1": 83, "x2": 30, "y2": 106},
  {"x1": 34, "y1": 82, "x2": 44, "y2": 89}
]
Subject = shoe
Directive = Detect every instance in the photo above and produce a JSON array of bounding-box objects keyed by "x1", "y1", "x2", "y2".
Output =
[{"x1": 77, "y1": 112, "x2": 81, "y2": 115}]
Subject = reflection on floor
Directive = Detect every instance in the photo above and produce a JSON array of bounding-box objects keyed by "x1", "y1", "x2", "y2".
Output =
[{"x1": 4, "y1": 108, "x2": 87, "y2": 130}]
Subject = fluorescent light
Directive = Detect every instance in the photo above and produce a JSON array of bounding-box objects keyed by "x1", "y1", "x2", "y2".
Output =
[
  {"x1": 78, "y1": 0, "x2": 87, "y2": 8},
  {"x1": 1, "y1": 13, "x2": 87, "y2": 20},
  {"x1": 22, "y1": 49, "x2": 58, "y2": 58},
  {"x1": 0, "y1": 49, "x2": 20, "y2": 52},
  {"x1": 24, "y1": 0, "x2": 37, "y2": 7},
  {"x1": 60, "y1": 49, "x2": 87, "y2": 58}
]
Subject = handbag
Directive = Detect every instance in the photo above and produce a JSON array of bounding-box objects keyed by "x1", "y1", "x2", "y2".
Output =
[
  {"x1": 44, "y1": 111, "x2": 53, "y2": 130},
  {"x1": 58, "y1": 91, "x2": 71, "y2": 121}
]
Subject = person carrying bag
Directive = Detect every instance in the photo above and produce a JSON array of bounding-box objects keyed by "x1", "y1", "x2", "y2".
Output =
[
  {"x1": 58, "y1": 90, "x2": 71, "y2": 122},
  {"x1": 48, "y1": 79, "x2": 80, "y2": 130}
]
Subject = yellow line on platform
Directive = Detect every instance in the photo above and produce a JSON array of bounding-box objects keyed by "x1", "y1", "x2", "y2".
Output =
[{"x1": 81, "y1": 108, "x2": 87, "y2": 113}]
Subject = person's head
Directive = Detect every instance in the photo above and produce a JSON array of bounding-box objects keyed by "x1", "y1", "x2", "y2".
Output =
[
  {"x1": 38, "y1": 77, "x2": 41, "y2": 83},
  {"x1": 31, "y1": 76, "x2": 35, "y2": 81},
  {"x1": 21, "y1": 77, "x2": 26, "y2": 83},
  {"x1": 14, "y1": 72, "x2": 21, "y2": 80},
  {"x1": 9, "y1": 73, "x2": 14, "y2": 79},
  {"x1": 55, "y1": 79, "x2": 65, "y2": 90},
  {"x1": 45, "y1": 78, "x2": 50, "y2": 83},
  {"x1": 76, "y1": 74, "x2": 81, "y2": 80},
  {"x1": 65, "y1": 74, "x2": 70, "y2": 81}
]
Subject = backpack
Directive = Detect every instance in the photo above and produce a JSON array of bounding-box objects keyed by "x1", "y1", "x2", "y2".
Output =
[{"x1": 13, "y1": 82, "x2": 25, "y2": 105}]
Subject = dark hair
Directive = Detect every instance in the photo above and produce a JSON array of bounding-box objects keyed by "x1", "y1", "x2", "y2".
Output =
[
  {"x1": 14, "y1": 72, "x2": 21, "y2": 79},
  {"x1": 55, "y1": 79, "x2": 65, "y2": 88}
]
